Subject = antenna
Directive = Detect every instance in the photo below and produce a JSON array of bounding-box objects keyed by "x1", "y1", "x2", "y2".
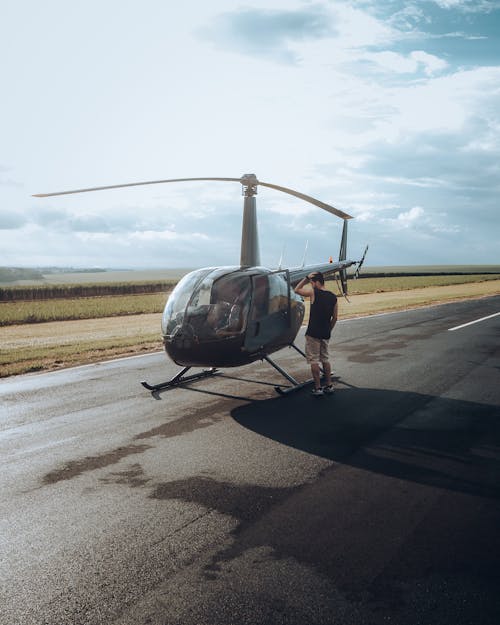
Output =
[
  {"x1": 278, "y1": 243, "x2": 286, "y2": 270},
  {"x1": 301, "y1": 240, "x2": 309, "y2": 268}
]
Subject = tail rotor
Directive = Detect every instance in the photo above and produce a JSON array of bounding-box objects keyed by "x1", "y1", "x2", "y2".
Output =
[
  {"x1": 354, "y1": 245, "x2": 369, "y2": 279},
  {"x1": 338, "y1": 220, "x2": 349, "y2": 297}
]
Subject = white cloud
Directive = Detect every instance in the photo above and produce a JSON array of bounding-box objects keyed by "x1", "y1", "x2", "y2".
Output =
[
  {"x1": 431, "y1": 0, "x2": 500, "y2": 11},
  {"x1": 396, "y1": 205, "x2": 424, "y2": 226},
  {"x1": 360, "y1": 49, "x2": 448, "y2": 75},
  {"x1": 410, "y1": 50, "x2": 449, "y2": 75},
  {"x1": 199, "y1": 4, "x2": 335, "y2": 63}
]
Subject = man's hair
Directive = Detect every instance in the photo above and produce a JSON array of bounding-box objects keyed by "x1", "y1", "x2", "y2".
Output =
[{"x1": 310, "y1": 271, "x2": 325, "y2": 285}]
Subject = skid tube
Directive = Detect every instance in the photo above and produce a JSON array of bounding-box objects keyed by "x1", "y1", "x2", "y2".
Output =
[{"x1": 141, "y1": 366, "x2": 220, "y2": 398}]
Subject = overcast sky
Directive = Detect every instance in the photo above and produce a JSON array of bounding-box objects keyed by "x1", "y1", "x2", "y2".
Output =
[{"x1": 1, "y1": 0, "x2": 499, "y2": 269}]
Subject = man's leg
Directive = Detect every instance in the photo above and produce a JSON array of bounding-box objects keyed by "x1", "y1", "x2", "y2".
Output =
[
  {"x1": 310, "y1": 362, "x2": 322, "y2": 390},
  {"x1": 320, "y1": 340, "x2": 333, "y2": 390},
  {"x1": 306, "y1": 336, "x2": 322, "y2": 391},
  {"x1": 322, "y1": 360, "x2": 332, "y2": 387}
]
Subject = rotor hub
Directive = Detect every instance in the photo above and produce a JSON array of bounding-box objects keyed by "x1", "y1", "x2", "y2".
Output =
[{"x1": 240, "y1": 173, "x2": 259, "y2": 197}]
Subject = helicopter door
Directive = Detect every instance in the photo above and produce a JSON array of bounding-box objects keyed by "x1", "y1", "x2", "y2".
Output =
[{"x1": 244, "y1": 270, "x2": 291, "y2": 353}]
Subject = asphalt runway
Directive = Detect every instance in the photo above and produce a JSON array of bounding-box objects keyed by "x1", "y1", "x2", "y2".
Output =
[{"x1": 1, "y1": 295, "x2": 499, "y2": 625}]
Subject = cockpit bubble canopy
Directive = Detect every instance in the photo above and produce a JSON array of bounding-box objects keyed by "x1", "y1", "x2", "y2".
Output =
[{"x1": 162, "y1": 267, "x2": 252, "y2": 340}]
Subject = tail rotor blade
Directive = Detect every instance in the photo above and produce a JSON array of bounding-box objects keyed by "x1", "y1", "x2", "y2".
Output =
[
  {"x1": 340, "y1": 268, "x2": 348, "y2": 296},
  {"x1": 354, "y1": 245, "x2": 369, "y2": 279}
]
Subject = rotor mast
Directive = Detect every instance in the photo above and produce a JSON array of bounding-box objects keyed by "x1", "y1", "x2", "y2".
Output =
[{"x1": 240, "y1": 173, "x2": 260, "y2": 267}]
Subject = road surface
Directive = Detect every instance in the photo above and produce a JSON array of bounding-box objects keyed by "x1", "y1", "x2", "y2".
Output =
[{"x1": 1, "y1": 296, "x2": 499, "y2": 624}]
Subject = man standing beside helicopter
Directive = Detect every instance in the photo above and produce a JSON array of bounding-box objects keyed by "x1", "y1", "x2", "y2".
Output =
[{"x1": 294, "y1": 271, "x2": 338, "y2": 396}]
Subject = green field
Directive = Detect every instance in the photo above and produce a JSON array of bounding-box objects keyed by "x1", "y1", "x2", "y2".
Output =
[
  {"x1": 1, "y1": 273, "x2": 498, "y2": 378},
  {"x1": 0, "y1": 293, "x2": 169, "y2": 326},
  {"x1": 342, "y1": 273, "x2": 500, "y2": 294},
  {"x1": 356, "y1": 264, "x2": 500, "y2": 275},
  {"x1": 0, "y1": 267, "x2": 191, "y2": 286},
  {"x1": 1, "y1": 265, "x2": 499, "y2": 287},
  {"x1": 0, "y1": 272, "x2": 498, "y2": 326}
]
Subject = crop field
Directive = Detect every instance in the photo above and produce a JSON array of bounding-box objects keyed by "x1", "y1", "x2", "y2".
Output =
[
  {"x1": 1, "y1": 264, "x2": 499, "y2": 287},
  {"x1": 357, "y1": 264, "x2": 500, "y2": 275},
  {"x1": 1, "y1": 273, "x2": 499, "y2": 327},
  {"x1": 1, "y1": 269, "x2": 499, "y2": 377},
  {"x1": 0, "y1": 314, "x2": 162, "y2": 378},
  {"x1": 0, "y1": 293, "x2": 169, "y2": 326},
  {"x1": 0, "y1": 267, "x2": 190, "y2": 285},
  {"x1": 344, "y1": 273, "x2": 500, "y2": 294}
]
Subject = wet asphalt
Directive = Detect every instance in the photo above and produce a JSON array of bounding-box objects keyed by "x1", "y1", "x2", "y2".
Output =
[{"x1": 1, "y1": 295, "x2": 499, "y2": 625}]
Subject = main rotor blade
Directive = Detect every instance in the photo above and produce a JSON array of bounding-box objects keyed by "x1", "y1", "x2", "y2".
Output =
[
  {"x1": 257, "y1": 180, "x2": 353, "y2": 220},
  {"x1": 34, "y1": 175, "x2": 353, "y2": 220},
  {"x1": 33, "y1": 177, "x2": 242, "y2": 197}
]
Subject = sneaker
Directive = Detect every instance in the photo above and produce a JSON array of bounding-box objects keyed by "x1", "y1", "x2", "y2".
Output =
[
  {"x1": 311, "y1": 388, "x2": 324, "y2": 397},
  {"x1": 323, "y1": 385, "x2": 335, "y2": 394}
]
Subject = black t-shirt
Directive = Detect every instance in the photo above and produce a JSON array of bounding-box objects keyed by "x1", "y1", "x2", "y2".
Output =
[{"x1": 306, "y1": 288, "x2": 337, "y2": 339}]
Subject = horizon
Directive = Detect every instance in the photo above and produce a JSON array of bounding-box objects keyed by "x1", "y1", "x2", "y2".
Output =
[{"x1": 3, "y1": 263, "x2": 500, "y2": 272}]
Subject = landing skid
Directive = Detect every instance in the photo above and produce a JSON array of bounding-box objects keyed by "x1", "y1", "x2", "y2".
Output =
[
  {"x1": 141, "y1": 343, "x2": 334, "y2": 398},
  {"x1": 141, "y1": 366, "x2": 220, "y2": 397}
]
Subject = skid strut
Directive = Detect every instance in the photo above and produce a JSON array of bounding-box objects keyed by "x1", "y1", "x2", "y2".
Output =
[
  {"x1": 141, "y1": 366, "x2": 219, "y2": 397},
  {"x1": 264, "y1": 348, "x2": 315, "y2": 396},
  {"x1": 266, "y1": 343, "x2": 332, "y2": 395}
]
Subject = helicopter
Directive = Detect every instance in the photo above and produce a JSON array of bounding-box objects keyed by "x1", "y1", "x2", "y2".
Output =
[{"x1": 34, "y1": 173, "x2": 368, "y2": 395}]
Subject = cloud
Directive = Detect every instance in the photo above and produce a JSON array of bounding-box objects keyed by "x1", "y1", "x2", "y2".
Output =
[
  {"x1": 0, "y1": 210, "x2": 26, "y2": 229},
  {"x1": 199, "y1": 5, "x2": 335, "y2": 62},
  {"x1": 0, "y1": 164, "x2": 23, "y2": 189},
  {"x1": 431, "y1": 0, "x2": 500, "y2": 11},
  {"x1": 411, "y1": 50, "x2": 449, "y2": 74},
  {"x1": 360, "y1": 49, "x2": 448, "y2": 75},
  {"x1": 394, "y1": 205, "x2": 424, "y2": 226}
]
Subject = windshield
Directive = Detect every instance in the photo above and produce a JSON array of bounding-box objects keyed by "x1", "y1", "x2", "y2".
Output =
[
  {"x1": 161, "y1": 269, "x2": 212, "y2": 336},
  {"x1": 162, "y1": 268, "x2": 251, "y2": 340}
]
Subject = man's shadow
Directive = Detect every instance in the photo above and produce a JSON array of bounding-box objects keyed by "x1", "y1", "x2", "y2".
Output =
[{"x1": 232, "y1": 386, "x2": 500, "y2": 500}]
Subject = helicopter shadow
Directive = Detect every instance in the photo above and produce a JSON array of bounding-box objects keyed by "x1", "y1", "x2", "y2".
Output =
[{"x1": 232, "y1": 386, "x2": 500, "y2": 500}]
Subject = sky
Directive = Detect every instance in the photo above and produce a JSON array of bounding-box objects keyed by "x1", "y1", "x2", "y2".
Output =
[{"x1": 1, "y1": 0, "x2": 499, "y2": 269}]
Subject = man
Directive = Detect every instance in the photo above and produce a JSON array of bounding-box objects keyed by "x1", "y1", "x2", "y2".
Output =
[{"x1": 294, "y1": 271, "x2": 338, "y2": 396}]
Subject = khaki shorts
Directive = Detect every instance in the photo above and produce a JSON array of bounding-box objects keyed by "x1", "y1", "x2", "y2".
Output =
[{"x1": 305, "y1": 335, "x2": 330, "y2": 364}]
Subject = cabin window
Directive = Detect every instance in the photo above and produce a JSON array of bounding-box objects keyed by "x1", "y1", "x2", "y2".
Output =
[
  {"x1": 268, "y1": 273, "x2": 289, "y2": 314},
  {"x1": 162, "y1": 268, "x2": 211, "y2": 336},
  {"x1": 205, "y1": 274, "x2": 251, "y2": 336}
]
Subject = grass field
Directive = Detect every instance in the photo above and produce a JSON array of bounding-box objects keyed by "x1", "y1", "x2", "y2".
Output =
[
  {"x1": 0, "y1": 293, "x2": 168, "y2": 326},
  {"x1": 0, "y1": 268, "x2": 191, "y2": 286},
  {"x1": 1, "y1": 265, "x2": 499, "y2": 287},
  {"x1": 0, "y1": 314, "x2": 161, "y2": 377},
  {"x1": 1, "y1": 274, "x2": 498, "y2": 326},
  {"x1": 339, "y1": 273, "x2": 500, "y2": 294},
  {"x1": 1, "y1": 275, "x2": 498, "y2": 378}
]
